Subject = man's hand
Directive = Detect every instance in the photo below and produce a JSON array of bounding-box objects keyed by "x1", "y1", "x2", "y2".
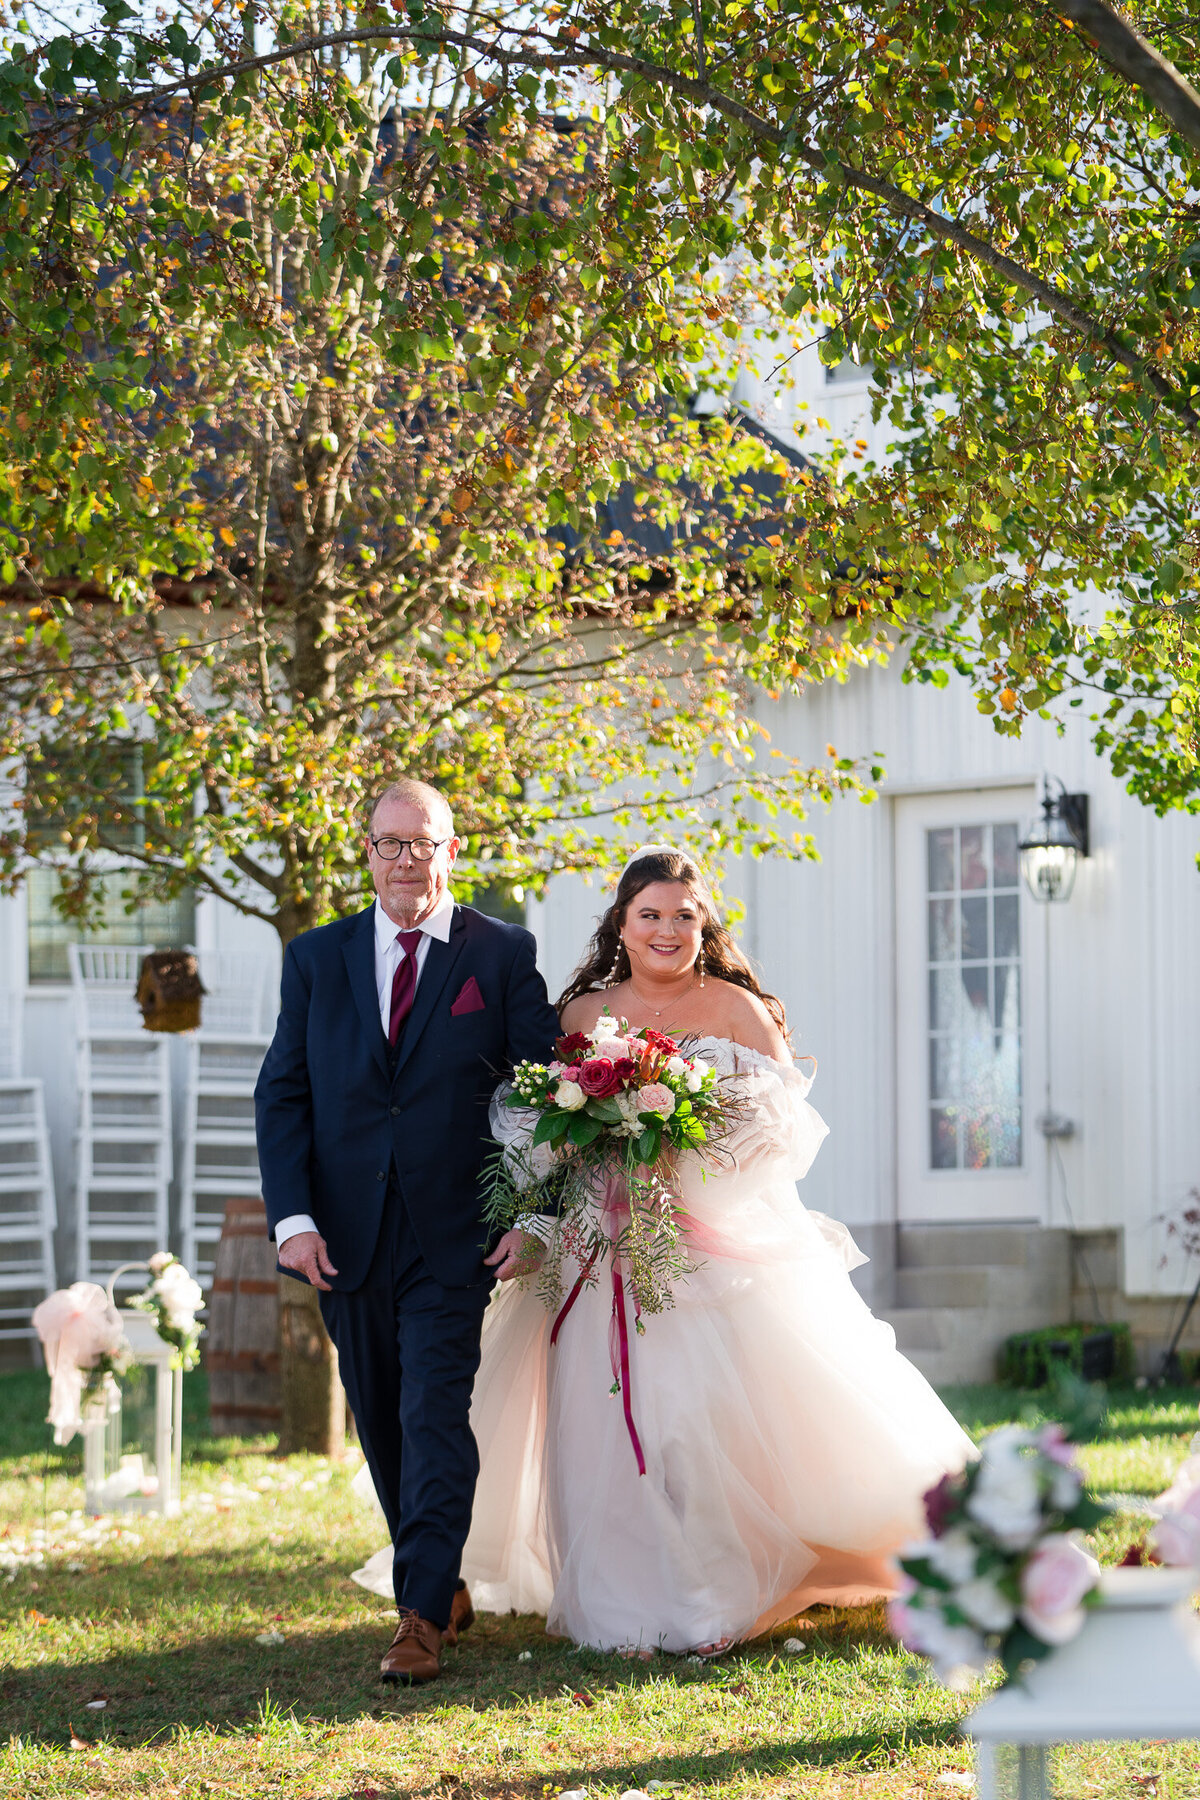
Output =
[
  {"x1": 484, "y1": 1228, "x2": 545, "y2": 1283},
  {"x1": 278, "y1": 1230, "x2": 338, "y2": 1292}
]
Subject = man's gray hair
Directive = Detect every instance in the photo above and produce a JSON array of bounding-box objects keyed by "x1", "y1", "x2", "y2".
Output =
[{"x1": 367, "y1": 779, "x2": 456, "y2": 836}]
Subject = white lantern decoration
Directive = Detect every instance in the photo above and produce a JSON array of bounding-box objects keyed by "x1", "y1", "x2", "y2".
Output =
[
  {"x1": 77, "y1": 1258, "x2": 204, "y2": 1518},
  {"x1": 964, "y1": 1567, "x2": 1200, "y2": 1799},
  {"x1": 82, "y1": 1298, "x2": 184, "y2": 1517}
]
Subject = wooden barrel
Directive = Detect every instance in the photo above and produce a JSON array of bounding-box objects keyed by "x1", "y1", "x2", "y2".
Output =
[{"x1": 205, "y1": 1198, "x2": 282, "y2": 1437}]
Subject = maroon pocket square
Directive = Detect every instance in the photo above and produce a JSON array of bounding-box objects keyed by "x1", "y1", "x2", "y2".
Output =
[{"x1": 450, "y1": 976, "x2": 486, "y2": 1016}]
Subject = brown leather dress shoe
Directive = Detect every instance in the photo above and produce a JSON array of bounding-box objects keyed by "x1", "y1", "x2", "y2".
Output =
[
  {"x1": 442, "y1": 1581, "x2": 476, "y2": 1648},
  {"x1": 380, "y1": 1609, "x2": 443, "y2": 1684}
]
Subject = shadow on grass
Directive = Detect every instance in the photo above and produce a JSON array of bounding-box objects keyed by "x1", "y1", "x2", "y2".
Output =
[
  {"x1": 1, "y1": 1599, "x2": 908, "y2": 1750},
  {"x1": 367, "y1": 1721, "x2": 960, "y2": 1800}
]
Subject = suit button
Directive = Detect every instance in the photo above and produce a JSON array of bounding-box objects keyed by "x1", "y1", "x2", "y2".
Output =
[
  {"x1": 376, "y1": 1170, "x2": 386, "y2": 1181},
  {"x1": 390, "y1": 1106, "x2": 401, "y2": 1116}
]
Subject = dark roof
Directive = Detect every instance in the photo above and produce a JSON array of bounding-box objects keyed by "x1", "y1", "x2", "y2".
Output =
[{"x1": 558, "y1": 407, "x2": 812, "y2": 586}]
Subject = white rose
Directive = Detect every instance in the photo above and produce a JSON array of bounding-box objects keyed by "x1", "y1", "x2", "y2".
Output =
[
  {"x1": 901, "y1": 1606, "x2": 990, "y2": 1690},
  {"x1": 666, "y1": 1055, "x2": 687, "y2": 1078},
  {"x1": 955, "y1": 1572, "x2": 1016, "y2": 1634},
  {"x1": 1048, "y1": 1462, "x2": 1083, "y2": 1512},
  {"x1": 554, "y1": 1080, "x2": 586, "y2": 1111},
  {"x1": 615, "y1": 1091, "x2": 644, "y2": 1135},
  {"x1": 966, "y1": 1428, "x2": 1043, "y2": 1550},
  {"x1": 158, "y1": 1265, "x2": 202, "y2": 1312},
  {"x1": 924, "y1": 1526, "x2": 980, "y2": 1586}
]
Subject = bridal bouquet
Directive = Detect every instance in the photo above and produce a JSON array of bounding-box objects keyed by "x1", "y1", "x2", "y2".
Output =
[
  {"x1": 487, "y1": 1010, "x2": 737, "y2": 1471},
  {"x1": 888, "y1": 1419, "x2": 1109, "y2": 1689},
  {"x1": 486, "y1": 1008, "x2": 730, "y2": 1317}
]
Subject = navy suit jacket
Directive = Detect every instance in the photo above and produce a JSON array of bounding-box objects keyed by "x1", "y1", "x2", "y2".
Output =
[{"x1": 254, "y1": 903, "x2": 561, "y2": 1291}]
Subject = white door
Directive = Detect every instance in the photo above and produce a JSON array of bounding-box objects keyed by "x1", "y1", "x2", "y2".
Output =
[{"x1": 895, "y1": 788, "x2": 1044, "y2": 1223}]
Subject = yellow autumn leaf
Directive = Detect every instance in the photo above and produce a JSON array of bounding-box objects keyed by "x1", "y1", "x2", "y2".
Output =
[{"x1": 218, "y1": 527, "x2": 236, "y2": 546}]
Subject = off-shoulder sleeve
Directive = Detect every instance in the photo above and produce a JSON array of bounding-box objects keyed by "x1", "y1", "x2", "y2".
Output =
[
  {"x1": 673, "y1": 1044, "x2": 864, "y2": 1272},
  {"x1": 703, "y1": 1046, "x2": 830, "y2": 1184}
]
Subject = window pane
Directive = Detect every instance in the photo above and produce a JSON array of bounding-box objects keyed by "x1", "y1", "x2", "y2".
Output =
[
  {"x1": 965, "y1": 1108, "x2": 1022, "y2": 1171},
  {"x1": 930, "y1": 1107, "x2": 959, "y2": 1169},
  {"x1": 27, "y1": 870, "x2": 196, "y2": 983},
  {"x1": 26, "y1": 743, "x2": 146, "y2": 854},
  {"x1": 928, "y1": 898, "x2": 957, "y2": 962},
  {"x1": 993, "y1": 824, "x2": 1019, "y2": 888},
  {"x1": 923, "y1": 821, "x2": 1022, "y2": 1173},
  {"x1": 993, "y1": 963, "x2": 1021, "y2": 1034},
  {"x1": 960, "y1": 826, "x2": 987, "y2": 890},
  {"x1": 927, "y1": 829, "x2": 956, "y2": 895},
  {"x1": 929, "y1": 1035, "x2": 958, "y2": 1102},
  {"x1": 993, "y1": 893, "x2": 1019, "y2": 960},
  {"x1": 929, "y1": 968, "x2": 961, "y2": 1031},
  {"x1": 961, "y1": 896, "x2": 989, "y2": 961},
  {"x1": 962, "y1": 964, "x2": 989, "y2": 1014}
]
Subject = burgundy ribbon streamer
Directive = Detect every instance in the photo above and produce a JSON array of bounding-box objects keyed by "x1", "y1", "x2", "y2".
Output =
[
  {"x1": 550, "y1": 1245, "x2": 599, "y2": 1347},
  {"x1": 609, "y1": 1257, "x2": 647, "y2": 1476},
  {"x1": 548, "y1": 1172, "x2": 647, "y2": 1475}
]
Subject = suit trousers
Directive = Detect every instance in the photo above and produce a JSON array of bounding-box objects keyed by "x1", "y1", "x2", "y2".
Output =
[{"x1": 318, "y1": 1180, "x2": 494, "y2": 1629}]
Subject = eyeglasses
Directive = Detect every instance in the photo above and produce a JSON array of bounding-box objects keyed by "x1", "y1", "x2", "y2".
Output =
[{"x1": 369, "y1": 836, "x2": 449, "y2": 862}]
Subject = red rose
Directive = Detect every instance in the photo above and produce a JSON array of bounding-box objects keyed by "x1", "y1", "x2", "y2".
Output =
[
  {"x1": 577, "y1": 1057, "x2": 622, "y2": 1098},
  {"x1": 611, "y1": 1058, "x2": 637, "y2": 1085},
  {"x1": 555, "y1": 1033, "x2": 591, "y2": 1061},
  {"x1": 923, "y1": 1472, "x2": 960, "y2": 1538}
]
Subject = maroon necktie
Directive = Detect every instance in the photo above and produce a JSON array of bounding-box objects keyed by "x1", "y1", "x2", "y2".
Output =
[{"x1": 388, "y1": 930, "x2": 424, "y2": 1044}]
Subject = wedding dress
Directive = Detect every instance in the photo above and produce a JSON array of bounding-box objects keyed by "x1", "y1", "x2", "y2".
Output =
[{"x1": 352, "y1": 1039, "x2": 973, "y2": 1652}]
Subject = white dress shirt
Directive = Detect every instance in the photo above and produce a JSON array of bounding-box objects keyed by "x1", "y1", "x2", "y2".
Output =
[{"x1": 275, "y1": 892, "x2": 457, "y2": 1252}]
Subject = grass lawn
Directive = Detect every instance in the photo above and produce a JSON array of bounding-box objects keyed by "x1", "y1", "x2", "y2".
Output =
[{"x1": 2, "y1": 1368, "x2": 1200, "y2": 1799}]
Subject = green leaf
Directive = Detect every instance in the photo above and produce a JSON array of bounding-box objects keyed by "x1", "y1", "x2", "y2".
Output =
[
  {"x1": 532, "y1": 1111, "x2": 566, "y2": 1147},
  {"x1": 568, "y1": 1114, "x2": 604, "y2": 1147}
]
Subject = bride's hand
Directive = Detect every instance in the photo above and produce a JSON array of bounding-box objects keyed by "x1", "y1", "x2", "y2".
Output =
[{"x1": 485, "y1": 1228, "x2": 546, "y2": 1283}]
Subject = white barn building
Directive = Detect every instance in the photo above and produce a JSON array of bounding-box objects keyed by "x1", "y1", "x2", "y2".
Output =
[{"x1": 2, "y1": 333, "x2": 1197, "y2": 1382}]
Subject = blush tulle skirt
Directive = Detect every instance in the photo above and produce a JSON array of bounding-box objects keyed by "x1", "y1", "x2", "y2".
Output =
[{"x1": 352, "y1": 1042, "x2": 974, "y2": 1652}]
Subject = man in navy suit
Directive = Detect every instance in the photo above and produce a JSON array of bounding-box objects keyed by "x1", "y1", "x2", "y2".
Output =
[{"x1": 255, "y1": 778, "x2": 559, "y2": 1684}]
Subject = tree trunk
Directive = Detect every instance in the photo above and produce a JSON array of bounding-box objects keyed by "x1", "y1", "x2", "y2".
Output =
[{"x1": 275, "y1": 1276, "x2": 346, "y2": 1457}]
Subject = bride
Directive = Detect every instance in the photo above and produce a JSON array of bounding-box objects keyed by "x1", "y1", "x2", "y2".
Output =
[{"x1": 354, "y1": 844, "x2": 973, "y2": 1655}]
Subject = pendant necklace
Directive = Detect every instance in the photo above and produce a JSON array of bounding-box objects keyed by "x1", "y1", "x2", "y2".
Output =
[{"x1": 626, "y1": 975, "x2": 695, "y2": 1024}]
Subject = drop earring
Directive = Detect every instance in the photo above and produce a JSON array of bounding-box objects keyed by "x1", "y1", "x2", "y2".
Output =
[
  {"x1": 696, "y1": 945, "x2": 706, "y2": 987},
  {"x1": 606, "y1": 939, "x2": 625, "y2": 986}
]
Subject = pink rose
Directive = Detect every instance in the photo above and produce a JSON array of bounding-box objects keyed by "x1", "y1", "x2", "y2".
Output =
[
  {"x1": 1149, "y1": 1484, "x2": 1200, "y2": 1566},
  {"x1": 1037, "y1": 1422, "x2": 1076, "y2": 1467},
  {"x1": 1018, "y1": 1532, "x2": 1099, "y2": 1645},
  {"x1": 635, "y1": 1082, "x2": 676, "y2": 1117},
  {"x1": 577, "y1": 1058, "x2": 622, "y2": 1099}
]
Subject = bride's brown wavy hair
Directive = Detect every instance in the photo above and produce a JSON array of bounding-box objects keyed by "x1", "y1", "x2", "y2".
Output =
[{"x1": 557, "y1": 850, "x2": 789, "y2": 1035}]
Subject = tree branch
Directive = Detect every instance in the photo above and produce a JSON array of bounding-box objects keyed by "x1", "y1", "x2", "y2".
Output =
[
  {"x1": 41, "y1": 17, "x2": 1200, "y2": 435},
  {"x1": 1053, "y1": 0, "x2": 1200, "y2": 156}
]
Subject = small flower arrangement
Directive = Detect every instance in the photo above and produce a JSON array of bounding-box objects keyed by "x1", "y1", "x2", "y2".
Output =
[
  {"x1": 888, "y1": 1420, "x2": 1110, "y2": 1690},
  {"x1": 126, "y1": 1253, "x2": 205, "y2": 1372},
  {"x1": 486, "y1": 1009, "x2": 732, "y2": 1318}
]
